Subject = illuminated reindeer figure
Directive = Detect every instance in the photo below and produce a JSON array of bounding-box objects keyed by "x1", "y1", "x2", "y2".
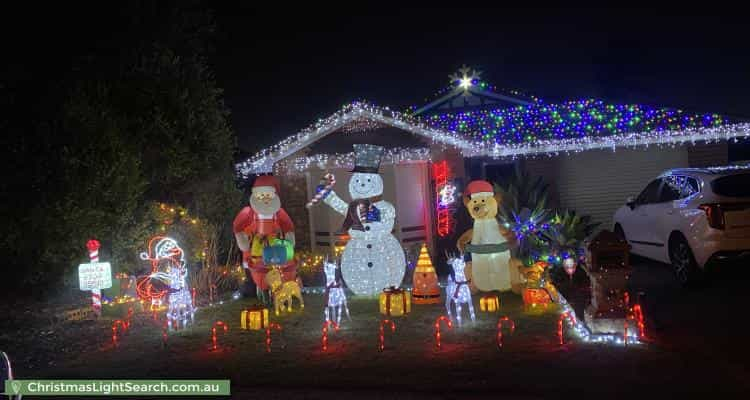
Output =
[
  {"x1": 445, "y1": 253, "x2": 476, "y2": 326},
  {"x1": 323, "y1": 257, "x2": 350, "y2": 325}
]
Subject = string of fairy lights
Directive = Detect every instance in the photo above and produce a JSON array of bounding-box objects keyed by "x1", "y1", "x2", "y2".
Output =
[
  {"x1": 272, "y1": 147, "x2": 431, "y2": 176},
  {"x1": 426, "y1": 99, "x2": 727, "y2": 143},
  {"x1": 236, "y1": 101, "x2": 749, "y2": 176}
]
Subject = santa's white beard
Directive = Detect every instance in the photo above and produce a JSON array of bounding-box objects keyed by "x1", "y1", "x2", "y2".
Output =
[{"x1": 250, "y1": 195, "x2": 281, "y2": 216}]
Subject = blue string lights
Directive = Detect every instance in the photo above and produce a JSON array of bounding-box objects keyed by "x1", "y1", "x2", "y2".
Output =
[{"x1": 424, "y1": 99, "x2": 728, "y2": 145}]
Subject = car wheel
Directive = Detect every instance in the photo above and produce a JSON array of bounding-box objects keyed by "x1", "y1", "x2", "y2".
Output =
[{"x1": 669, "y1": 235, "x2": 702, "y2": 287}]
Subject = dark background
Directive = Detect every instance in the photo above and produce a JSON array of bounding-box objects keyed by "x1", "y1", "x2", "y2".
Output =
[
  {"x1": 209, "y1": 5, "x2": 750, "y2": 150},
  {"x1": 3, "y1": 4, "x2": 748, "y2": 153}
]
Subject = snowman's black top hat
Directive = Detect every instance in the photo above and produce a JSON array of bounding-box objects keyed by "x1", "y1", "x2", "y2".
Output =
[{"x1": 351, "y1": 144, "x2": 385, "y2": 173}]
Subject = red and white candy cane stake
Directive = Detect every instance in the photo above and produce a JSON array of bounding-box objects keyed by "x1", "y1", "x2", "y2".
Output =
[
  {"x1": 265, "y1": 322, "x2": 283, "y2": 353},
  {"x1": 378, "y1": 319, "x2": 396, "y2": 352},
  {"x1": 125, "y1": 307, "x2": 134, "y2": 330},
  {"x1": 496, "y1": 316, "x2": 516, "y2": 350},
  {"x1": 631, "y1": 304, "x2": 646, "y2": 339},
  {"x1": 557, "y1": 311, "x2": 576, "y2": 345},
  {"x1": 211, "y1": 321, "x2": 228, "y2": 351},
  {"x1": 111, "y1": 320, "x2": 125, "y2": 347},
  {"x1": 306, "y1": 173, "x2": 336, "y2": 208},
  {"x1": 86, "y1": 239, "x2": 102, "y2": 317},
  {"x1": 434, "y1": 315, "x2": 452, "y2": 351},
  {"x1": 162, "y1": 318, "x2": 169, "y2": 348},
  {"x1": 321, "y1": 320, "x2": 339, "y2": 352}
]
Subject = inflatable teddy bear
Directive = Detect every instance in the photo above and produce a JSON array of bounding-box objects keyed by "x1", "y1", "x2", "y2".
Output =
[{"x1": 457, "y1": 180, "x2": 523, "y2": 293}]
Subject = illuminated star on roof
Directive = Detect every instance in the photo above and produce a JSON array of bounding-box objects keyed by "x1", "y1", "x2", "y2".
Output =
[{"x1": 449, "y1": 65, "x2": 482, "y2": 91}]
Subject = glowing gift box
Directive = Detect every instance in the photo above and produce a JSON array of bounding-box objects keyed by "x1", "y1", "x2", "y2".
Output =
[
  {"x1": 262, "y1": 240, "x2": 294, "y2": 265},
  {"x1": 523, "y1": 288, "x2": 552, "y2": 308},
  {"x1": 479, "y1": 294, "x2": 500, "y2": 312},
  {"x1": 241, "y1": 306, "x2": 269, "y2": 330},
  {"x1": 379, "y1": 287, "x2": 411, "y2": 317}
]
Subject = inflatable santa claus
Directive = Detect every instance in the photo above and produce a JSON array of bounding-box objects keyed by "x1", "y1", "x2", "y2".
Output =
[{"x1": 233, "y1": 175, "x2": 296, "y2": 301}]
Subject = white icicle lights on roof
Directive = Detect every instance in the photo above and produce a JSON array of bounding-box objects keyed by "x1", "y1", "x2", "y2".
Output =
[
  {"x1": 236, "y1": 101, "x2": 750, "y2": 176},
  {"x1": 272, "y1": 147, "x2": 431, "y2": 176}
]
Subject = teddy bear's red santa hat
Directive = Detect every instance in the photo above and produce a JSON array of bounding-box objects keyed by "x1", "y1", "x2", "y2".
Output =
[{"x1": 465, "y1": 180, "x2": 494, "y2": 198}]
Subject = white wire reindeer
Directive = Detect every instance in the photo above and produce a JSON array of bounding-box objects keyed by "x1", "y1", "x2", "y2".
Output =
[
  {"x1": 445, "y1": 253, "x2": 475, "y2": 326},
  {"x1": 323, "y1": 257, "x2": 351, "y2": 325}
]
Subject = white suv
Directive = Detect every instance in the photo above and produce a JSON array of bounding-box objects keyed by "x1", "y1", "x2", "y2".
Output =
[{"x1": 613, "y1": 166, "x2": 750, "y2": 285}]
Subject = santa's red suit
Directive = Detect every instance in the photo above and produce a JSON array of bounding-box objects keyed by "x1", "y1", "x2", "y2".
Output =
[{"x1": 233, "y1": 176, "x2": 296, "y2": 290}]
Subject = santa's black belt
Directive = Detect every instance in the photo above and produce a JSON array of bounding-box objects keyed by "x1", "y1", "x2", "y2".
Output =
[{"x1": 465, "y1": 243, "x2": 510, "y2": 254}]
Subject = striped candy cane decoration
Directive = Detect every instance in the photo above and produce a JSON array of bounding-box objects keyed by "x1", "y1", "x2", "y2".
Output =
[
  {"x1": 86, "y1": 239, "x2": 102, "y2": 317},
  {"x1": 306, "y1": 173, "x2": 336, "y2": 208}
]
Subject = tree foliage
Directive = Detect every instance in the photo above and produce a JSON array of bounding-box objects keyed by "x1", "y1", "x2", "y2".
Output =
[{"x1": 1, "y1": 3, "x2": 241, "y2": 292}]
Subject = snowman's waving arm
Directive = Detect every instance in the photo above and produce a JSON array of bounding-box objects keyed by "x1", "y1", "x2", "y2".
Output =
[{"x1": 322, "y1": 191, "x2": 348, "y2": 216}]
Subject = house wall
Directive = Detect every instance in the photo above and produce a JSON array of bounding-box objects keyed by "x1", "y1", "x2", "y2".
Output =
[
  {"x1": 278, "y1": 174, "x2": 311, "y2": 249},
  {"x1": 687, "y1": 141, "x2": 729, "y2": 167},
  {"x1": 523, "y1": 156, "x2": 561, "y2": 207}
]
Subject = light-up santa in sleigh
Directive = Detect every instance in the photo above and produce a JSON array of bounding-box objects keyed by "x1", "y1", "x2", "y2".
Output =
[{"x1": 137, "y1": 236, "x2": 194, "y2": 329}]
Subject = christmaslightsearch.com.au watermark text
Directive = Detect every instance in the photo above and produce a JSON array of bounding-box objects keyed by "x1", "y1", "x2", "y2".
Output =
[{"x1": 4, "y1": 379, "x2": 230, "y2": 396}]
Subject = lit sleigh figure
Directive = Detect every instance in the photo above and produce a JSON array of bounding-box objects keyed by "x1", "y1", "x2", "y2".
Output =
[{"x1": 138, "y1": 236, "x2": 194, "y2": 329}]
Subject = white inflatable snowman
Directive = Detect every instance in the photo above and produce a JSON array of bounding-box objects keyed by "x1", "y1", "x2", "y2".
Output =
[{"x1": 318, "y1": 144, "x2": 406, "y2": 296}]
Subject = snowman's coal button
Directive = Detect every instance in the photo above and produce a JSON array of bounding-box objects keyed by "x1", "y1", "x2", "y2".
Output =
[
  {"x1": 367, "y1": 244, "x2": 372, "y2": 249},
  {"x1": 365, "y1": 226, "x2": 370, "y2": 231},
  {"x1": 367, "y1": 262, "x2": 373, "y2": 268}
]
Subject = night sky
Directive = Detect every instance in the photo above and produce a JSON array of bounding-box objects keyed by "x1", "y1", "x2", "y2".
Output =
[
  {"x1": 4, "y1": 5, "x2": 748, "y2": 153},
  {"x1": 210, "y1": 6, "x2": 749, "y2": 152}
]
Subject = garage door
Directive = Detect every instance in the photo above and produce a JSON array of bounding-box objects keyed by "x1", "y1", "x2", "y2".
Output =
[{"x1": 556, "y1": 146, "x2": 689, "y2": 230}]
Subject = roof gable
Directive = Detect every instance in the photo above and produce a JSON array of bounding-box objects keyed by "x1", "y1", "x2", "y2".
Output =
[
  {"x1": 414, "y1": 66, "x2": 536, "y2": 115},
  {"x1": 236, "y1": 102, "x2": 474, "y2": 176}
]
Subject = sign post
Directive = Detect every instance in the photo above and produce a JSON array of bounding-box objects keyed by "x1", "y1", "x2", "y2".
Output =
[{"x1": 80, "y1": 239, "x2": 112, "y2": 317}]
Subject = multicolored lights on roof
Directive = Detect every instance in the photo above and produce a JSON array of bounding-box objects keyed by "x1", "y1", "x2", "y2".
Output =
[{"x1": 424, "y1": 99, "x2": 728, "y2": 145}]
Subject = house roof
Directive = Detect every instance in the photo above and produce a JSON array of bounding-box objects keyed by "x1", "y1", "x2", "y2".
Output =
[
  {"x1": 414, "y1": 83, "x2": 535, "y2": 115},
  {"x1": 414, "y1": 65, "x2": 538, "y2": 115},
  {"x1": 236, "y1": 100, "x2": 749, "y2": 176}
]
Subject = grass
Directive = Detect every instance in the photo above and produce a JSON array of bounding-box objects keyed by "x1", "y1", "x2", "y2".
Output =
[
  {"x1": 44, "y1": 293, "x2": 563, "y2": 377},
  {"x1": 9, "y1": 288, "x2": 748, "y2": 398}
]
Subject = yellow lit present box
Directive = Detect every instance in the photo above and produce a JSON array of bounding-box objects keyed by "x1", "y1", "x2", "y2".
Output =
[
  {"x1": 479, "y1": 294, "x2": 500, "y2": 312},
  {"x1": 241, "y1": 306, "x2": 269, "y2": 330},
  {"x1": 379, "y1": 287, "x2": 411, "y2": 317}
]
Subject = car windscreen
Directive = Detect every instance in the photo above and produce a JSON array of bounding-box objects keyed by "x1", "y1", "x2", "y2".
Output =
[{"x1": 711, "y1": 173, "x2": 750, "y2": 197}]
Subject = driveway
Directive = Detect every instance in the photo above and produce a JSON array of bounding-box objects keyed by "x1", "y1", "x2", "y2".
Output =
[{"x1": 628, "y1": 256, "x2": 750, "y2": 384}]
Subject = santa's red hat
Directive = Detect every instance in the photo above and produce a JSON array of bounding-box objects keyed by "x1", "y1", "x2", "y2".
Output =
[
  {"x1": 252, "y1": 175, "x2": 280, "y2": 195},
  {"x1": 465, "y1": 180, "x2": 494, "y2": 198}
]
